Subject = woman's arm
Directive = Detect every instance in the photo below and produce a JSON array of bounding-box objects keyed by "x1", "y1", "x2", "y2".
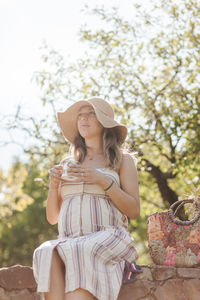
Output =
[
  {"x1": 46, "y1": 165, "x2": 63, "y2": 225},
  {"x1": 99, "y1": 153, "x2": 140, "y2": 219}
]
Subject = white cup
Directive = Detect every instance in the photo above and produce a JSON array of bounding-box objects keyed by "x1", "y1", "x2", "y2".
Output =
[{"x1": 61, "y1": 159, "x2": 79, "y2": 181}]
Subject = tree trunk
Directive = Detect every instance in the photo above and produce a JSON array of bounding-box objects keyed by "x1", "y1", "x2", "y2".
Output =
[{"x1": 144, "y1": 159, "x2": 178, "y2": 207}]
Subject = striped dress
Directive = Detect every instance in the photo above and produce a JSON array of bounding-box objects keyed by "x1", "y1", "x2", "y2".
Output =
[{"x1": 32, "y1": 168, "x2": 139, "y2": 300}]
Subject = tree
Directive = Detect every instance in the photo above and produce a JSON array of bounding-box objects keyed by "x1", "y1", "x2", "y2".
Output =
[{"x1": 1, "y1": 0, "x2": 200, "y2": 264}]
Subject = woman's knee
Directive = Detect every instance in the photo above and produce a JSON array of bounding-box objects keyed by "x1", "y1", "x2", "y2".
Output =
[{"x1": 66, "y1": 288, "x2": 94, "y2": 299}]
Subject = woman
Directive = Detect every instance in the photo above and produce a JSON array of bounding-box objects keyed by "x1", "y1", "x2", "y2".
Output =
[{"x1": 33, "y1": 97, "x2": 140, "y2": 300}]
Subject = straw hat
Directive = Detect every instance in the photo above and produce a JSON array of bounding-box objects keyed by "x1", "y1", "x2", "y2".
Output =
[{"x1": 57, "y1": 97, "x2": 127, "y2": 144}]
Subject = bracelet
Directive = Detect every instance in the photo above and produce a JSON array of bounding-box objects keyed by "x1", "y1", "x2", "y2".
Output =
[{"x1": 104, "y1": 180, "x2": 114, "y2": 191}]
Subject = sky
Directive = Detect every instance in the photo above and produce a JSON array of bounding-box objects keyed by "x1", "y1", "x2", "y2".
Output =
[{"x1": 0, "y1": 0, "x2": 144, "y2": 172}]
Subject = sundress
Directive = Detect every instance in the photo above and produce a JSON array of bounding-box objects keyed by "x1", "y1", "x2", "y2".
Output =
[{"x1": 32, "y1": 168, "x2": 139, "y2": 300}]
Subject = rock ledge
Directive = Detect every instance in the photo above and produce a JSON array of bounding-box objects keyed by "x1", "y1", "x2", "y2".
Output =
[{"x1": 0, "y1": 265, "x2": 200, "y2": 300}]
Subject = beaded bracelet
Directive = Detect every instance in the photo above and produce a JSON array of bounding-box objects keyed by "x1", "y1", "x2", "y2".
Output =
[{"x1": 104, "y1": 179, "x2": 114, "y2": 191}]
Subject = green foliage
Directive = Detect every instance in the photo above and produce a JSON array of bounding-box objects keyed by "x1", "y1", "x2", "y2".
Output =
[
  {"x1": 1, "y1": 0, "x2": 200, "y2": 266},
  {"x1": 0, "y1": 163, "x2": 34, "y2": 218},
  {"x1": 0, "y1": 162, "x2": 57, "y2": 266}
]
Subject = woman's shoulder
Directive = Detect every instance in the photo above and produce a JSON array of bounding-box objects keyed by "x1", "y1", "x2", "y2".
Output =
[
  {"x1": 121, "y1": 151, "x2": 137, "y2": 162},
  {"x1": 120, "y1": 151, "x2": 137, "y2": 172}
]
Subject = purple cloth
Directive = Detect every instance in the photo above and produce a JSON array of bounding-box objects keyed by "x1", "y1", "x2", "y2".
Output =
[{"x1": 122, "y1": 261, "x2": 143, "y2": 284}]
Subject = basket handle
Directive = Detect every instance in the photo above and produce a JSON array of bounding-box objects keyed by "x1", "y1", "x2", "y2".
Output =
[{"x1": 168, "y1": 198, "x2": 200, "y2": 225}]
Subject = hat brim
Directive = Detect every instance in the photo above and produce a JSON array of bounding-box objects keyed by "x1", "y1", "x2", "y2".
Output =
[{"x1": 57, "y1": 99, "x2": 127, "y2": 144}]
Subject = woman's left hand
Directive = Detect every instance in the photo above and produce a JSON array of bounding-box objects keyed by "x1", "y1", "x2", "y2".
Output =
[{"x1": 67, "y1": 164, "x2": 106, "y2": 185}]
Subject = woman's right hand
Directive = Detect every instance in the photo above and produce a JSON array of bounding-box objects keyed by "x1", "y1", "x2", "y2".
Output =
[{"x1": 48, "y1": 165, "x2": 63, "y2": 189}]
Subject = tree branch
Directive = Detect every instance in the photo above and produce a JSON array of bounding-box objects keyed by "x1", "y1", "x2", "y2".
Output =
[{"x1": 142, "y1": 158, "x2": 178, "y2": 206}]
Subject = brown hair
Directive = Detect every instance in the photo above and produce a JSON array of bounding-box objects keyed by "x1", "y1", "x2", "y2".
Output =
[{"x1": 69, "y1": 127, "x2": 126, "y2": 171}]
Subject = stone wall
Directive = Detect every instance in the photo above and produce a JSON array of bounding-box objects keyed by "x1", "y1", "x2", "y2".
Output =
[{"x1": 0, "y1": 265, "x2": 200, "y2": 300}]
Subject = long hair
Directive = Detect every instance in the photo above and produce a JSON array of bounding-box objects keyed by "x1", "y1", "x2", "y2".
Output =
[{"x1": 69, "y1": 127, "x2": 126, "y2": 171}]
